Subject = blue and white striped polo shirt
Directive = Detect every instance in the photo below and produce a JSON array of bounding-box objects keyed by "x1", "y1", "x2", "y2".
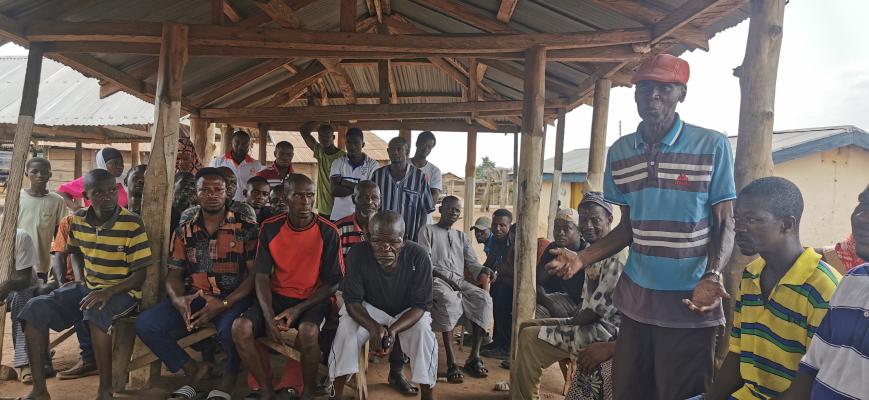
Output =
[
  {"x1": 798, "y1": 264, "x2": 869, "y2": 399},
  {"x1": 604, "y1": 114, "x2": 736, "y2": 328}
]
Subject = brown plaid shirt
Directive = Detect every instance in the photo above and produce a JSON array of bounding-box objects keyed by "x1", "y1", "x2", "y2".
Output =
[{"x1": 169, "y1": 206, "x2": 258, "y2": 296}]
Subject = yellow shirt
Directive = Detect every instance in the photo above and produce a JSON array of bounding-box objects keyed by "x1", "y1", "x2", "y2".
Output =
[{"x1": 729, "y1": 248, "x2": 840, "y2": 399}]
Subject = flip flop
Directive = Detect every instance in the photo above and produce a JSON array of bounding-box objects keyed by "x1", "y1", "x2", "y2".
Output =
[
  {"x1": 494, "y1": 381, "x2": 510, "y2": 392},
  {"x1": 446, "y1": 363, "x2": 464, "y2": 383},
  {"x1": 167, "y1": 385, "x2": 199, "y2": 400},
  {"x1": 463, "y1": 358, "x2": 489, "y2": 378},
  {"x1": 205, "y1": 390, "x2": 231, "y2": 400}
]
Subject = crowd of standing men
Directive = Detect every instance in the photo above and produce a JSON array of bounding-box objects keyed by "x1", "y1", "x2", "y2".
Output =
[{"x1": 2, "y1": 53, "x2": 868, "y2": 400}]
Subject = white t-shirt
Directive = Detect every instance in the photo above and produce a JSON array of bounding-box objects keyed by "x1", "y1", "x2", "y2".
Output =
[
  {"x1": 329, "y1": 154, "x2": 381, "y2": 221},
  {"x1": 15, "y1": 229, "x2": 38, "y2": 284},
  {"x1": 417, "y1": 161, "x2": 443, "y2": 223},
  {"x1": 209, "y1": 153, "x2": 263, "y2": 202},
  {"x1": 17, "y1": 189, "x2": 66, "y2": 274}
]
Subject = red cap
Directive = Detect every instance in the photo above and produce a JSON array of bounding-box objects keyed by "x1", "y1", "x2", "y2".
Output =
[{"x1": 631, "y1": 54, "x2": 690, "y2": 85}]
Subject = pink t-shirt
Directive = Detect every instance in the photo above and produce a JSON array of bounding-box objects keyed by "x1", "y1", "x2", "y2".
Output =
[{"x1": 57, "y1": 176, "x2": 128, "y2": 208}]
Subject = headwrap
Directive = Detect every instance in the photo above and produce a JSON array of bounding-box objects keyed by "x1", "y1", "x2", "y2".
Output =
[
  {"x1": 836, "y1": 234, "x2": 865, "y2": 272},
  {"x1": 176, "y1": 137, "x2": 202, "y2": 174},
  {"x1": 95, "y1": 148, "x2": 124, "y2": 185},
  {"x1": 555, "y1": 208, "x2": 579, "y2": 226}
]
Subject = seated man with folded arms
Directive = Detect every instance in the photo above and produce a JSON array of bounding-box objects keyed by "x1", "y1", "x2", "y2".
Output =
[
  {"x1": 417, "y1": 196, "x2": 493, "y2": 383},
  {"x1": 514, "y1": 199, "x2": 626, "y2": 400},
  {"x1": 232, "y1": 174, "x2": 344, "y2": 400},
  {"x1": 135, "y1": 168, "x2": 259, "y2": 400},
  {"x1": 329, "y1": 211, "x2": 437, "y2": 400},
  {"x1": 19, "y1": 168, "x2": 152, "y2": 400},
  {"x1": 705, "y1": 177, "x2": 840, "y2": 400}
]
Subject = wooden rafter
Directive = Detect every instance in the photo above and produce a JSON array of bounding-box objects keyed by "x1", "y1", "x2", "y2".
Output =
[
  {"x1": 189, "y1": 58, "x2": 291, "y2": 107},
  {"x1": 222, "y1": 1, "x2": 243, "y2": 23},
  {"x1": 496, "y1": 0, "x2": 519, "y2": 22},
  {"x1": 229, "y1": 61, "x2": 327, "y2": 108},
  {"x1": 589, "y1": 0, "x2": 709, "y2": 50},
  {"x1": 253, "y1": 0, "x2": 302, "y2": 29},
  {"x1": 265, "y1": 120, "x2": 516, "y2": 133},
  {"x1": 315, "y1": 78, "x2": 329, "y2": 106},
  {"x1": 413, "y1": 0, "x2": 513, "y2": 33}
]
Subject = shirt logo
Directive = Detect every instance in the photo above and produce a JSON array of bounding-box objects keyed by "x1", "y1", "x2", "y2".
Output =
[{"x1": 675, "y1": 174, "x2": 689, "y2": 186}]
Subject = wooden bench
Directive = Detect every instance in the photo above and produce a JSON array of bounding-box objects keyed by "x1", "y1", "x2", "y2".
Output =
[
  {"x1": 111, "y1": 317, "x2": 217, "y2": 392},
  {"x1": 257, "y1": 334, "x2": 369, "y2": 400}
]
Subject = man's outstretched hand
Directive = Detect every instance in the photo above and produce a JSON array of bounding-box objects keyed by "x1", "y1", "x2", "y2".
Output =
[
  {"x1": 683, "y1": 277, "x2": 730, "y2": 314},
  {"x1": 545, "y1": 248, "x2": 585, "y2": 279}
]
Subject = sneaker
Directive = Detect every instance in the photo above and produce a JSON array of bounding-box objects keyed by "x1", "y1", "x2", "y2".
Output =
[
  {"x1": 480, "y1": 348, "x2": 509, "y2": 360},
  {"x1": 57, "y1": 359, "x2": 98, "y2": 380}
]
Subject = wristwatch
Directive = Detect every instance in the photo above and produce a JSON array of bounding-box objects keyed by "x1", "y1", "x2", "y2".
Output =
[
  {"x1": 701, "y1": 270, "x2": 723, "y2": 282},
  {"x1": 222, "y1": 299, "x2": 230, "y2": 307}
]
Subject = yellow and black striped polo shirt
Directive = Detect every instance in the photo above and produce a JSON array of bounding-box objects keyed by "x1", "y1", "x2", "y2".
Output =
[{"x1": 68, "y1": 207, "x2": 152, "y2": 299}]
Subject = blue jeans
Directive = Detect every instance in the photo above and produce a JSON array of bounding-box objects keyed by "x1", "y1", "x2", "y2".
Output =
[
  {"x1": 135, "y1": 296, "x2": 251, "y2": 374},
  {"x1": 75, "y1": 319, "x2": 94, "y2": 364}
]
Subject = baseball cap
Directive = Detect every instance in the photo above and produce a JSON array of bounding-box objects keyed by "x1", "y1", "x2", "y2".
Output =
[
  {"x1": 471, "y1": 216, "x2": 492, "y2": 231},
  {"x1": 631, "y1": 54, "x2": 690, "y2": 85}
]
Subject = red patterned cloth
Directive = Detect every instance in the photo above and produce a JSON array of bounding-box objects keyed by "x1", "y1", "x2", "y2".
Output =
[{"x1": 836, "y1": 234, "x2": 865, "y2": 272}]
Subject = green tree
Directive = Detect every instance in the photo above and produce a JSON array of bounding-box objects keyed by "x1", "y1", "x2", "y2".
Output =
[{"x1": 475, "y1": 156, "x2": 497, "y2": 180}]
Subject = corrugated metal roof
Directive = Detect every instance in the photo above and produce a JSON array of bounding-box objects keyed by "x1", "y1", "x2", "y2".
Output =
[
  {"x1": 545, "y1": 126, "x2": 869, "y2": 175},
  {"x1": 267, "y1": 130, "x2": 389, "y2": 164},
  {"x1": 0, "y1": 56, "x2": 154, "y2": 126},
  {"x1": 0, "y1": 0, "x2": 749, "y2": 128}
]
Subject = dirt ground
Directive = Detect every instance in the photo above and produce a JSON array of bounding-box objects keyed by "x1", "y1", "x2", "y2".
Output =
[{"x1": 0, "y1": 314, "x2": 568, "y2": 400}]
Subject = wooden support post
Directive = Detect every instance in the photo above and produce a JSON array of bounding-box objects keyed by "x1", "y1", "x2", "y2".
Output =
[
  {"x1": 220, "y1": 124, "x2": 233, "y2": 154},
  {"x1": 719, "y1": 0, "x2": 785, "y2": 364},
  {"x1": 130, "y1": 142, "x2": 140, "y2": 166},
  {"x1": 74, "y1": 141, "x2": 83, "y2": 178},
  {"x1": 127, "y1": 21, "x2": 189, "y2": 391},
  {"x1": 399, "y1": 128, "x2": 411, "y2": 142},
  {"x1": 509, "y1": 46, "x2": 546, "y2": 399},
  {"x1": 378, "y1": 60, "x2": 390, "y2": 105},
  {"x1": 512, "y1": 131, "x2": 519, "y2": 207},
  {"x1": 587, "y1": 79, "x2": 610, "y2": 191},
  {"x1": 258, "y1": 123, "x2": 269, "y2": 166},
  {"x1": 0, "y1": 42, "x2": 43, "y2": 368},
  {"x1": 463, "y1": 129, "x2": 477, "y2": 233},
  {"x1": 190, "y1": 116, "x2": 210, "y2": 163},
  {"x1": 546, "y1": 109, "x2": 567, "y2": 237},
  {"x1": 500, "y1": 166, "x2": 509, "y2": 208},
  {"x1": 337, "y1": 124, "x2": 348, "y2": 151}
]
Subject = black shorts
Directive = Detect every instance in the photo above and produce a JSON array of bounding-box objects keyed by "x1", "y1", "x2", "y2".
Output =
[
  {"x1": 18, "y1": 282, "x2": 137, "y2": 334},
  {"x1": 241, "y1": 292, "x2": 329, "y2": 337}
]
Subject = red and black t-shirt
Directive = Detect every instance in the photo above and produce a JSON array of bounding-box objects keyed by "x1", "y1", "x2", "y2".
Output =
[{"x1": 255, "y1": 214, "x2": 344, "y2": 299}]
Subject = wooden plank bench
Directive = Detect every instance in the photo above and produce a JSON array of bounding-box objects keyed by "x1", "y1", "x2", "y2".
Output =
[{"x1": 257, "y1": 335, "x2": 369, "y2": 400}]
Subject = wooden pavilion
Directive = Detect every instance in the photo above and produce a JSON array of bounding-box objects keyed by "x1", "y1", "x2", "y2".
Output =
[{"x1": 0, "y1": 1, "x2": 787, "y2": 398}]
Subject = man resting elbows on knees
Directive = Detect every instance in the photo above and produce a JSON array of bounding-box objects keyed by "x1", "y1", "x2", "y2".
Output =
[
  {"x1": 135, "y1": 168, "x2": 259, "y2": 400},
  {"x1": 232, "y1": 174, "x2": 344, "y2": 400},
  {"x1": 329, "y1": 211, "x2": 437, "y2": 400}
]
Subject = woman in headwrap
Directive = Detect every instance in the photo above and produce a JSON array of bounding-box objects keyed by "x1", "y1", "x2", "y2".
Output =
[
  {"x1": 176, "y1": 136, "x2": 202, "y2": 174},
  {"x1": 57, "y1": 147, "x2": 128, "y2": 211}
]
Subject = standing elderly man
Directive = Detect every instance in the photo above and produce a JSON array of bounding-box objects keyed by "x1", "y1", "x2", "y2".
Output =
[
  {"x1": 418, "y1": 196, "x2": 494, "y2": 383},
  {"x1": 210, "y1": 131, "x2": 262, "y2": 202},
  {"x1": 371, "y1": 137, "x2": 435, "y2": 242},
  {"x1": 547, "y1": 54, "x2": 737, "y2": 400},
  {"x1": 329, "y1": 211, "x2": 437, "y2": 400}
]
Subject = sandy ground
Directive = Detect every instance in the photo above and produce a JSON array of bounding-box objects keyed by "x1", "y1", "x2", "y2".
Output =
[{"x1": 0, "y1": 314, "x2": 568, "y2": 399}]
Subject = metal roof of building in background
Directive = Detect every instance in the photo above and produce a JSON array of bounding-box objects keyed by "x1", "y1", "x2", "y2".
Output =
[
  {"x1": 0, "y1": 0, "x2": 750, "y2": 130},
  {"x1": 544, "y1": 125, "x2": 869, "y2": 178}
]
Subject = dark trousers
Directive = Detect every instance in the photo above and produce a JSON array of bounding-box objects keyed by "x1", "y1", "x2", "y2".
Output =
[
  {"x1": 490, "y1": 281, "x2": 513, "y2": 352},
  {"x1": 613, "y1": 315, "x2": 717, "y2": 400},
  {"x1": 75, "y1": 319, "x2": 94, "y2": 364},
  {"x1": 135, "y1": 297, "x2": 251, "y2": 374}
]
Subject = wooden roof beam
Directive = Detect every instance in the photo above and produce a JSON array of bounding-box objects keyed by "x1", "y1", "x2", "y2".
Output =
[
  {"x1": 264, "y1": 120, "x2": 517, "y2": 133},
  {"x1": 189, "y1": 58, "x2": 292, "y2": 107},
  {"x1": 202, "y1": 100, "x2": 565, "y2": 122},
  {"x1": 26, "y1": 21, "x2": 652, "y2": 54},
  {"x1": 412, "y1": 0, "x2": 513, "y2": 34},
  {"x1": 496, "y1": 0, "x2": 519, "y2": 23},
  {"x1": 254, "y1": 0, "x2": 302, "y2": 28},
  {"x1": 315, "y1": 78, "x2": 329, "y2": 106}
]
